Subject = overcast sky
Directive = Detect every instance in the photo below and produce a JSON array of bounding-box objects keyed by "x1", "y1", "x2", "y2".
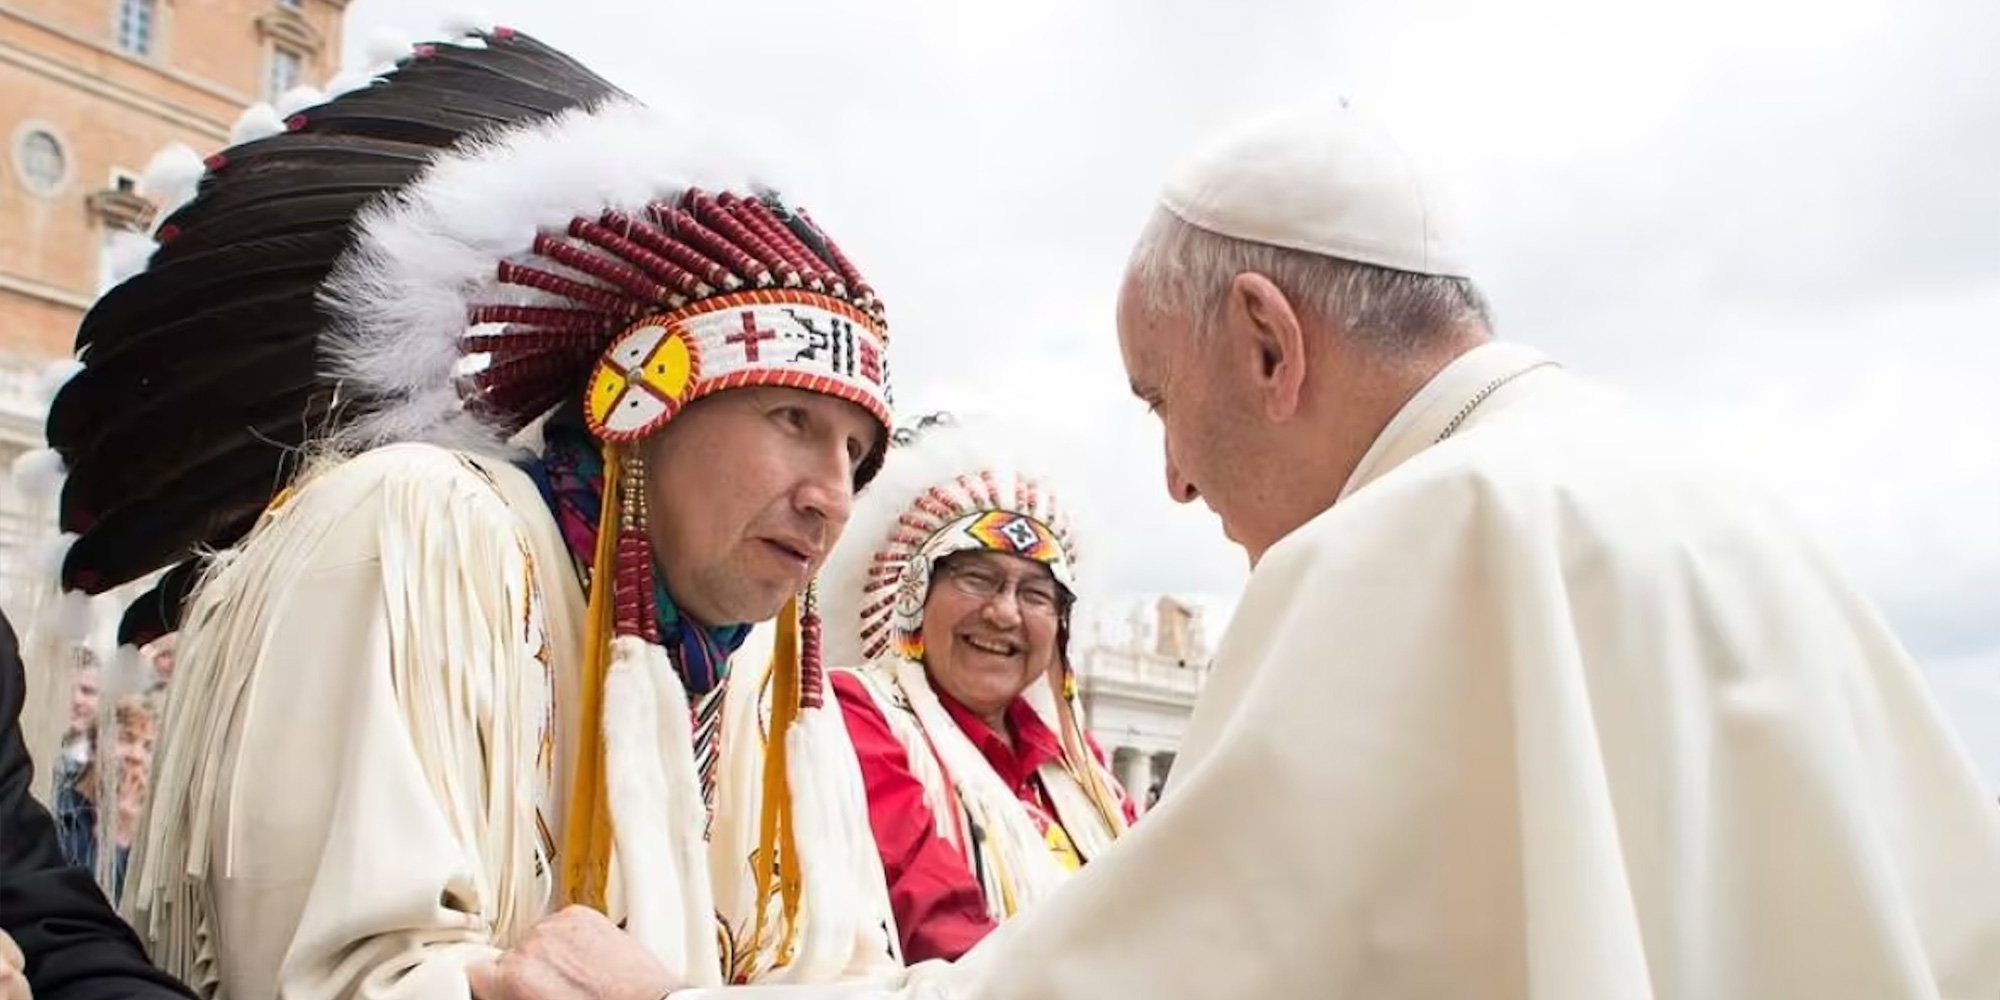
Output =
[{"x1": 342, "y1": 0, "x2": 2000, "y2": 784}]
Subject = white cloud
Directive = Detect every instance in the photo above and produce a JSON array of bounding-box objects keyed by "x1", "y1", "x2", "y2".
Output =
[{"x1": 340, "y1": 0, "x2": 1999, "y2": 758}]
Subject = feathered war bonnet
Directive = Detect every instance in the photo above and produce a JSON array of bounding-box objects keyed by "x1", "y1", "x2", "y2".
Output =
[
  {"x1": 39, "y1": 27, "x2": 891, "y2": 961},
  {"x1": 823, "y1": 413, "x2": 1080, "y2": 667}
]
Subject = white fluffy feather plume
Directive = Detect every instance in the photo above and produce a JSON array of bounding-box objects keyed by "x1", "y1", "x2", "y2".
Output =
[
  {"x1": 35, "y1": 358, "x2": 84, "y2": 406},
  {"x1": 229, "y1": 103, "x2": 285, "y2": 145},
  {"x1": 10, "y1": 448, "x2": 66, "y2": 501},
  {"x1": 105, "y1": 643, "x2": 153, "y2": 702},
  {"x1": 440, "y1": 9, "x2": 497, "y2": 38},
  {"x1": 103, "y1": 229, "x2": 156, "y2": 287},
  {"x1": 362, "y1": 28, "x2": 414, "y2": 70},
  {"x1": 34, "y1": 534, "x2": 76, "y2": 581},
  {"x1": 138, "y1": 144, "x2": 205, "y2": 222},
  {"x1": 322, "y1": 67, "x2": 375, "y2": 100},
  {"x1": 321, "y1": 99, "x2": 777, "y2": 457},
  {"x1": 273, "y1": 85, "x2": 326, "y2": 119},
  {"x1": 48, "y1": 589, "x2": 96, "y2": 643}
]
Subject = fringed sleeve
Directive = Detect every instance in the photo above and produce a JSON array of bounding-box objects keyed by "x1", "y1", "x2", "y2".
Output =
[{"x1": 124, "y1": 443, "x2": 553, "y2": 999}]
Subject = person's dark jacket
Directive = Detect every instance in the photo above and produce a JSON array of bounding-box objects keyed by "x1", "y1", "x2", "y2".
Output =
[{"x1": 0, "y1": 611, "x2": 192, "y2": 999}]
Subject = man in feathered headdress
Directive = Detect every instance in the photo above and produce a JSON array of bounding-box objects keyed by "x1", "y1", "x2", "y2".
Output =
[
  {"x1": 816, "y1": 415, "x2": 1133, "y2": 963},
  {"x1": 40, "y1": 27, "x2": 908, "y2": 999}
]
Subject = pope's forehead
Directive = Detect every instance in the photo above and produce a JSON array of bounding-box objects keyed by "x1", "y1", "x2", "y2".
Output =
[
  {"x1": 1117, "y1": 292, "x2": 1198, "y2": 367},
  {"x1": 1115, "y1": 273, "x2": 1181, "y2": 330},
  {"x1": 1113, "y1": 267, "x2": 1150, "y2": 318}
]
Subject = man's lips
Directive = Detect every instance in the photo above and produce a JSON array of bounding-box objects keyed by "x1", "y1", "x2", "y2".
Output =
[{"x1": 761, "y1": 537, "x2": 819, "y2": 565}]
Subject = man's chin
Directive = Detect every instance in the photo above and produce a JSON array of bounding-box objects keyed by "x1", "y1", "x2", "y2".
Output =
[{"x1": 723, "y1": 581, "x2": 808, "y2": 628}]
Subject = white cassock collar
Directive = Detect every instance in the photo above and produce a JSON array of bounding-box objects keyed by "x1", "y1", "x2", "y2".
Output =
[{"x1": 1336, "y1": 341, "x2": 1558, "y2": 503}]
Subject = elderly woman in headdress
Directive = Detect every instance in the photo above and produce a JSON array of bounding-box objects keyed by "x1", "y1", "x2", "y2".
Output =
[{"x1": 822, "y1": 415, "x2": 1135, "y2": 963}]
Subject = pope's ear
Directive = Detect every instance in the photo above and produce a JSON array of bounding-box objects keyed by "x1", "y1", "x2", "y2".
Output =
[{"x1": 1223, "y1": 272, "x2": 1307, "y2": 421}]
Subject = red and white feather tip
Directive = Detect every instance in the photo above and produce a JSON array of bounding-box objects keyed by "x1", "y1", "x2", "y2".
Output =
[
  {"x1": 328, "y1": 20, "x2": 497, "y2": 99},
  {"x1": 439, "y1": 10, "x2": 497, "y2": 39},
  {"x1": 322, "y1": 67, "x2": 375, "y2": 100},
  {"x1": 138, "y1": 143, "x2": 204, "y2": 224},
  {"x1": 273, "y1": 85, "x2": 326, "y2": 120},
  {"x1": 103, "y1": 230, "x2": 155, "y2": 288},
  {"x1": 229, "y1": 103, "x2": 286, "y2": 146},
  {"x1": 360, "y1": 27, "x2": 414, "y2": 71}
]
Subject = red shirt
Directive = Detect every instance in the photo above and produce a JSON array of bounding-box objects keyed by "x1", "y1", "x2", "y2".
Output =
[{"x1": 831, "y1": 671, "x2": 1126, "y2": 963}]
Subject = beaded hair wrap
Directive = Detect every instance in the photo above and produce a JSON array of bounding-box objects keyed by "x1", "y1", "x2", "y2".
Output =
[{"x1": 614, "y1": 452, "x2": 659, "y2": 643}]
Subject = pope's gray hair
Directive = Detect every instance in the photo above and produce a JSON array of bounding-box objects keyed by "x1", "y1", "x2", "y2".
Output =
[{"x1": 1125, "y1": 209, "x2": 1493, "y2": 355}]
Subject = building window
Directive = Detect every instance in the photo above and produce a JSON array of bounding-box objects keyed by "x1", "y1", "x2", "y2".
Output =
[
  {"x1": 88, "y1": 167, "x2": 158, "y2": 242},
  {"x1": 115, "y1": 0, "x2": 157, "y2": 56},
  {"x1": 12, "y1": 126, "x2": 70, "y2": 196},
  {"x1": 266, "y1": 47, "x2": 303, "y2": 102}
]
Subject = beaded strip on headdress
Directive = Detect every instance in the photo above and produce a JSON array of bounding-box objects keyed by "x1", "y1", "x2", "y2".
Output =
[{"x1": 454, "y1": 189, "x2": 889, "y2": 451}]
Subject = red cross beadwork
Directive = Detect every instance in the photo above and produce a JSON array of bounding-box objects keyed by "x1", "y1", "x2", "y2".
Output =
[{"x1": 726, "y1": 310, "x2": 777, "y2": 362}]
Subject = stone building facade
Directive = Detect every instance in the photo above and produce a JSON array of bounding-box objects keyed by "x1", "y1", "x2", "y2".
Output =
[
  {"x1": 1076, "y1": 596, "x2": 1216, "y2": 814},
  {"x1": 0, "y1": 0, "x2": 347, "y2": 603}
]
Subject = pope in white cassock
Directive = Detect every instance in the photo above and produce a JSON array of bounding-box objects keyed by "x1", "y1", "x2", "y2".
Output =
[{"x1": 534, "y1": 104, "x2": 2000, "y2": 1000}]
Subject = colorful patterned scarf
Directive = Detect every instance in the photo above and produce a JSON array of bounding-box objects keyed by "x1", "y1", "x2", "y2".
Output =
[{"x1": 523, "y1": 424, "x2": 749, "y2": 696}]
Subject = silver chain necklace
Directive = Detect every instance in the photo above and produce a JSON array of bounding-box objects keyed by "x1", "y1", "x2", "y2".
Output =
[{"x1": 1434, "y1": 361, "x2": 1560, "y2": 443}]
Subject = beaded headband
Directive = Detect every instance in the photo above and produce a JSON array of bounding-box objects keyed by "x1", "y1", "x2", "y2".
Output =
[
  {"x1": 455, "y1": 189, "x2": 890, "y2": 448},
  {"x1": 825, "y1": 416, "x2": 1081, "y2": 664}
]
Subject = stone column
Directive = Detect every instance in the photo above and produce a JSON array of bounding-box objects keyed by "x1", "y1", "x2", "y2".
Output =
[{"x1": 1112, "y1": 746, "x2": 1152, "y2": 808}]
